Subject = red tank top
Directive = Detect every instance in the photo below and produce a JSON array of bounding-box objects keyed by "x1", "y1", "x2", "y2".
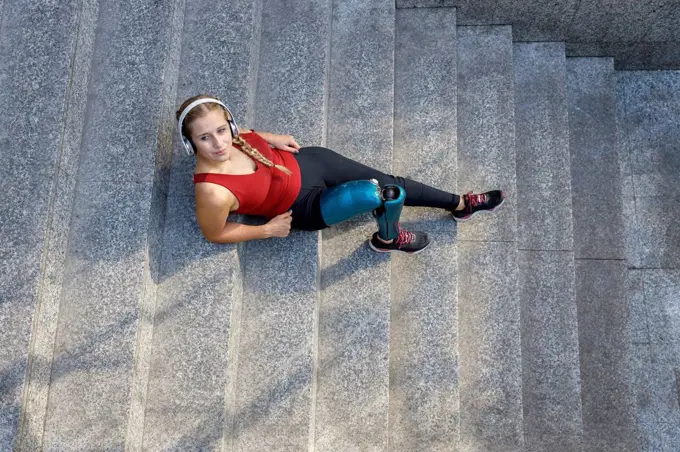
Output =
[{"x1": 193, "y1": 132, "x2": 302, "y2": 218}]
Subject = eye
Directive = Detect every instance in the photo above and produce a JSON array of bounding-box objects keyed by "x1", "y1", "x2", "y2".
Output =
[
  {"x1": 200, "y1": 136, "x2": 208, "y2": 141},
  {"x1": 218, "y1": 127, "x2": 227, "y2": 134}
]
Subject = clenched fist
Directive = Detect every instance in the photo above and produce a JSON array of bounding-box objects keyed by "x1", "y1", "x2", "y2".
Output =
[{"x1": 265, "y1": 210, "x2": 293, "y2": 238}]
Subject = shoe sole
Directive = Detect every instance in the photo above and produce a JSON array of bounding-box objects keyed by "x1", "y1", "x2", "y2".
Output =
[
  {"x1": 452, "y1": 196, "x2": 505, "y2": 222},
  {"x1": 368, "y1": 239, "x2": 432, "y2": 255}
]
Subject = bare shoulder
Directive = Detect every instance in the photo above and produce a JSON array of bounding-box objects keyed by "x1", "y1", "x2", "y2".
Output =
[
  {"x1": 195, "y1": 182, "x2": 238, "y2": 210},
  {"x1": 194, "y1": 182, "x2": 238, "y2": 241}
]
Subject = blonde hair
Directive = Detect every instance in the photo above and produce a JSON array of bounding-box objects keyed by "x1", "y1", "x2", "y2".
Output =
[{"x1": 176, "y1": 94, "x2": 291, "y2": 175}]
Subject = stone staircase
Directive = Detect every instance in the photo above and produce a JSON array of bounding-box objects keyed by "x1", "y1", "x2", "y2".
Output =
[{"x1": 1, "y1": 1, "x2": 679, "y2": 451}]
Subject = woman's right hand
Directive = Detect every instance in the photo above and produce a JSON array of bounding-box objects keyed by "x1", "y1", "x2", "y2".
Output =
[{"x1": 265, "y1": 210, "x2": 293, "y2": 238}]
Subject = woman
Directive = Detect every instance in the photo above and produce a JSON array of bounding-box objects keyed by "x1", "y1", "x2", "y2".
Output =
[{"x1": 176, "y1": 95, "x2": 504, "y2": 254}]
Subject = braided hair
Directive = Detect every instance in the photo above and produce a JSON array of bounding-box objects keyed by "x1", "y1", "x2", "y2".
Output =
[{"x1": 176, "y1": 94, "x2": 291, "y2": 175}]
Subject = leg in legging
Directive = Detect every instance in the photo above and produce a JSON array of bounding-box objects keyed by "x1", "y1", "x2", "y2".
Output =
[{"x1": 298, "y1": 147, "x2": 462, "y2": 210}]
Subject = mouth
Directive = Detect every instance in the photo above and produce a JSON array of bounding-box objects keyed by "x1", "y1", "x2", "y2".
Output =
[{"x1": 215, "y1": 149, "x2": 227, "y2": 156}]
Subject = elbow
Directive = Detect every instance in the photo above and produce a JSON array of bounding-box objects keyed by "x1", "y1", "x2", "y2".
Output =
[{"x1": 204, "y1": 231, "x2": 240, "y2": 244}]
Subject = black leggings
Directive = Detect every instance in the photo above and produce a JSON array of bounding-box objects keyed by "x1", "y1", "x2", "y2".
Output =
[{"x1": 290, "y1": 147, "x2": 460, "y2": 231}]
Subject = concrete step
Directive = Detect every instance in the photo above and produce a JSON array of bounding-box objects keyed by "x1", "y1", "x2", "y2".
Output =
[
  {"x1": 514, "y1": 42, "x2": 574, "y2": 251},
  {"x1": 316, "y1": 0, "x2": 395, "y2": 450},
  {"x1": 617, "y1": 71, "x2": 680, "y2": 451},
  {"x1": 514, "y1": 42, "x2": 582, "y2": 452},
  {"x1": 576, "y1": 260, "x2": 639, "y2": 452},
  {"x1": 390, "y1": 7, "x2": 458, "y2": 451},
  {"x1": 140, "y1": 0, "x2": 260, "y2": 450},
  {"x1": 456, "y1": 25, "x2": 522, "y2": 452},
  {"x1": 0, "y1": 0, "x2": 96, "y2": 449},
  {"x1": 567, "y1": 58, "x2": 625, "y2": 260},
  {"x1": 616, "y1": 71, "x2": 680, "y2": 268},
  {"x1": 228, "y1": 0, "x2": 331, "y2": 450},
  {"x1": 34, "y1": 0, "x2": 182, "y2": 449}
]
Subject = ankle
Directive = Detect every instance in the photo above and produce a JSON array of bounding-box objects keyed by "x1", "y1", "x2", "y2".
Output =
[
  {"x1": 454, "y1": 197, "x2": 466, "y2": 211},
  {"x1": 376, "y1": 235, "x2": 393, "y2": 244}
]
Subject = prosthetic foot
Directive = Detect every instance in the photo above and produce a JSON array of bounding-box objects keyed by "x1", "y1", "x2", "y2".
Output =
[{"x1": 320, "y1": 179, "x2": 431, "y2": 254}]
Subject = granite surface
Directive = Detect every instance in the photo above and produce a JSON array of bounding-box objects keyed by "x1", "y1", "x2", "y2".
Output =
[
  {"x1": 576, "y1": 259, "x2": 638, "y2": 452},
  {"x1": 394, "y1": 7, "x2": 458, "y2": 230},
  {"x1": 458, "y1": 241, "x2": 523, "y2": 452},
  {"x1": 142, "y1": 195, "x2": 238, "y2": 451},
  {"x1": 455, "y1": 0, "x2": 578, "y2": 41},
  {"x1": 566, "y1": 57, "x2": 624, "y2": 259},
  {"x1": 0, "y1": 0, "x2": 84, "y2": 448},
  {"x1": 390, "y1": 238, "x2": 458, "y2": 451},
  {"x1": 399, "y1": 0, "x2": 680, "y2": 69},
  {"x1": 567, "y1": 0, "x2": 667, "y2": 43},
  {"x1": 643, "y1": 270, "x2": 680, "y2": 344},
  {"x1": 316, "y1": 1, "x2": 395, "y2": 450},
  {"x1": 142, "y1": 0, "x2": 257, "y2": 450},
  {"x1": 514, "y1": 42, "x2": 574, "y2": 251},
  {"x1": 226, "y1": 0, "x2": 330, "y2": 449},
  {"x1": 519, "y1": 250, "x2": 582, "y2": 442},
  {"x1": 40, "y1": 0, "x2": 179, "y2": 447},
  {"x1": 389, "y1": 8, "x2": 460, "y2": 451},
  {"x1": 628, "y1": 269, "x2": 651, "y2": 344},
  {"x1": 456, "y1": 26, "x2": 517, "y2": 241}
]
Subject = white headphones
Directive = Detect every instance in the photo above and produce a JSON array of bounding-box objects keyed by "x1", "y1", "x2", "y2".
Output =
[{"x1": 177, "y1": 97, "x2": 240, "y2": 156}]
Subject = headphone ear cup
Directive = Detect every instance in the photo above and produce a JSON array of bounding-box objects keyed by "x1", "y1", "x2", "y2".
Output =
[{"x1": 182, "y1": 136, "x2": 195, "y2": 156}]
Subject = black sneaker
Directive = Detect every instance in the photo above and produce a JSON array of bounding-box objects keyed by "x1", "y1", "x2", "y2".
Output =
[
  {"x1": 368, "y1": 228, "x2": 431, "y2": 254},
  {"x1": 452, "y1": 190, "x2": 505, "y2": 222}
]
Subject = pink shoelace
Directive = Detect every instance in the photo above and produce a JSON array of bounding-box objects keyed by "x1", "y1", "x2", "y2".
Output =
[
  {"x1": 466, "y1": 191, "x2": 488, "y2": 208},
  {"x1": 395, "y1": 225, "x2": 415, "y2": 248}
]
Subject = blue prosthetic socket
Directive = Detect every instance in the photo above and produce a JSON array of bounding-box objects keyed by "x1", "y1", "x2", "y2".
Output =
[{"x1": 319, "y1": 179, "x2": 406, "y2": 241}]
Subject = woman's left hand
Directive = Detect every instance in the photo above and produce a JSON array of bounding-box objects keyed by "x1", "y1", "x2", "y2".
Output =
[{"x1": 267, "y1": 133, "x2": 301, "y2": 153}]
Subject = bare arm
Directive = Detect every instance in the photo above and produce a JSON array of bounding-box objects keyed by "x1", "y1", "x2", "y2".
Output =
[
  {"x1": 195, "y1": 184, "x2": 291, "y2": 244},
  {"x1": 196, "y1": 184, "x2": 269, "y2": 244},
  {"x1": 209, "y1": 220, "x2": 272, "y2": 244}
]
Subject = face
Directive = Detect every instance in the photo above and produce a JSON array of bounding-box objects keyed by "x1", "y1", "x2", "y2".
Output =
[{"x1": 188, "y1": 109, "x2": 234, "y2": 162}]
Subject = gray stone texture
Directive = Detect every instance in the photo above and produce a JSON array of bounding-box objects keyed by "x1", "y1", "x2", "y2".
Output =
[
  {"x1": 40, "y1": 0, "x2": 181, "y2": 447},
  {"x1": 232, "y1": 234, "x2": 318, "y2": 452},
  {"x1": 226, "y1": 1, "x2": 331, "y2": 450},
  {"x1": 389, "y1": 8, "x2": 459, "y2": 451},
  {"x1": 643, "y1": 0, "x2": 680, "y2": 42},
  {"x1": 399, "y1": 1, "x2": 680, "y2": 69},
  {"x1": 18, "y1": 169, "x2": 78, "y2": 451},
  {"x1": 514, "y1": 43, "x2": 574, "y2": 251},
  {"x1": 141, "y1": 0, "x2": 256, "y2": 450},
  {"x1": 565, "y1": 41, "x2": 635, "y2": 63},
  {"x1": 457, "y1": 26, "x2": 517, "y2": 241},
  {"x1": 318, "y1": 220, "x2": 391, "y2": 452},
  {"x1": 390, "y1": 239, "x2": 459, "y2": 452},
  {"x1": 633, "y1": 342, "x2": 680, "y2": 451},
  {"x1": 567, "y1": 0, "x2": 668, "y2": 43},
  {"x1": 617, "y1": 71, "x2": 680, "y2": 268},
  {"x1": 524, "y1": 433, "x2": 583, "y2": 452},
  {"x1": 566, "y1": 57, "x2": 625, "y2": 260},
  {"x1": 617, "y1": 72, "x2": 680, "y2": 198},
  {"x1": 621, "y1": 41, "x2": 680, "y2": 70},
  {"x1": 576, "y1": 259, "x2": 639, "y2": 452},
  {"x1": 519, "y1": 251, "x2": 583, "y2": 443},
  {"x1": 142, "y1": 196, "x2": 237, "y2": 451},
  {"x1": 0, "y1": 0, "x2": 89, "y2": 448},
  {"x1": 396, "y1": 0, "x2": 454, "y2": 7},
  {"x1": 455, "y1": 0, "x2": 579, "y2": 41},
  {"x1": 457, "y1": 241, "x2": 523, "y2": 452},
  {"x1": 316, "y1": 1, "x2": 395, "y2": 450},
  {"x1": 629, "y1": 269, "x2": 651, "y2": 344},
  {"x1": 643, "y1": 270, "x2": 680, "y2": 344},
  {"x1": 43, "y1": 179, "x2": 155, "y2": 450},
  {"x1": 394, "y1": 7, "x2": 457, "y2": 229}
]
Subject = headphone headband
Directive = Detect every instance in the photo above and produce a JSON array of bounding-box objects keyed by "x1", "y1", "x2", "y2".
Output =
[{"x1": 177, "y1": 97, "x2": 240, "y2": 156}]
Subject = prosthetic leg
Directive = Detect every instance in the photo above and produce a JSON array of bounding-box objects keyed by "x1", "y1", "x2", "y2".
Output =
[{"x1": 320, "y1": 179, "x2": 431, "y2": 253}]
